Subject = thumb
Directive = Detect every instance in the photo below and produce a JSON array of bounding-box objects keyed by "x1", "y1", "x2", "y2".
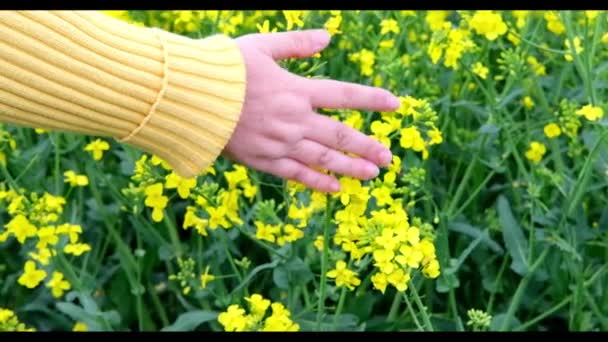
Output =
[{"x1": 255, "y1": 29, "x2": 331, "y2": 60}]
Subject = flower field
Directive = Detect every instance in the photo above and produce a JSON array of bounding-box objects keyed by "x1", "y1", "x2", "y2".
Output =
[{"x1": 1, "y1": 10, "x2": 608, "y2": 332}]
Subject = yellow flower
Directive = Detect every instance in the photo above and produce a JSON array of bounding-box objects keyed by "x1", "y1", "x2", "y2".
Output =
[
  {"x1": 150, "y1": 155, "x2": 172, "y2": 170},
  {"x1": 29, "y1": 248, "x2": 53, "y2": 266},
  {"x1": 5, "y1": 214, "x2": 37, "y2": 244},
  {"x1": 72, "y1": 322, "x2": 88, "y2": 332},
  {"x1": 56, "y1": 223, "x2": 82, "y2": 243},
  {"x1": 278, "y1": 224, "x2": 304, "y2": 246},
  {"x1": 544, "y1": 123, "x2": 562, "y2": 138},
  {"x1": 63, "y1": 171, "x2": 89, "y2": 187},
  {"x1": 399, "y1": 126, "x2": 426, "y2": 152},
  {"x1": 144, "y1": 183, "x2": 168, "y2": 222},
  {"x1": 564, "y1": 37, "x2": 583, "y2": 62},
  {"x1": 469, "y1": 11, "x2": 508, "y2": 41},
  {"x1": 256, "y1": 20, "x2": 277, "y2": 34},
  {"x1": 396, "y1": 96, "x2": 422, "y2": 117},
  {"x1": 324, "y1": 14, "x2": 342, "y2": 35},
  {"x1": 423, "y1": 259, "x2": 441, "y2": 278},
  {"x1": 371, "y1": 272, "x2": 388, "y2": 294},
  {"x1": 207, "y1": 205, "x2": 231, "y2": 229},
  {"x1": 585, "y1": 11, "x2": 599, "y2": 20},
  {"x1": 343, "y1": 111, "x2": 364, "y2": 131},
  {"x1": 64, "y1": 243, "x2": 91, "y2": 256},
  {"x1": 576, "y1": 104, "x2": 604, "y2": 121},
  {"x1": 544, "y1": 12, "x2": 565, "y2": 35},
  {"x1": 254, "y1": 221, "x2": 279, "y2": 243},
  {"x1": 183, "y1": 207, "x2": 208, "y2": 236},
  {"x1": 425, "y1": 11, "x2": 450, "y2": 31},
  {"x1": 373, "y1": 248, "x2": 395, "y2": 274},
  {"x1": 218, "y1": 305, "x2": 249, "y2": 332},
  {"x1": 224, "y1": 165, "x2": 248, "y2": 190},
  {"x1": 602, "y1": 32, "x2": 608, "y2": 44},
  {"x1": 523, "y1": 96, "x2": 535, "y2": 109},
  {"x1": 165, "y1": 172, "x2": 197, "y2": 199},
  {"x1": 261, "y1": 303, "x2": 299, "y2": 332},
  {"x1": 245, "y1": 294, "x2": 271, "y2": 320},
  {"x1": 526, "y1": 56, "x2": 546, "y2": 76},
  {"x1": 326, "y1": 260, "x2": 361, "y2": 291},
  {"x1": 507, "y1": 32, "x2": 521, "y2": 45},
  {"x1": 0, "y1": 308, "x2": 14, "y2": 323},
  {"x1": 379, "y1": 39, "x2": 395, "y2": 49},
  {"x1": 200, "y1": 266, "x2": 215, "y2": 289},
  {"x1": 371, "y1": 185, "x2": 393, "y2": 207},
  {"x1": 472, "y1": 62, "x2": 489, "y2": 79},
  {"x1": 428, "y1": 127, "x2": 443, "y2": 145},
  {"x1": 36, "y1": 226, "x2": 59, "y2": 250},
  {"x1": 314, "y1": 235, "x2": 324, "y2": 251},
  {"x1": 348, "y1": 49, "x2": 376, "y2": 77},
  {"x1": 512, "y1": 10, "x2": 530, "y2": 28},
  {"x1": 525, "y1": 141, "x2": 547, "y2": 164},
  {"x1": 46, "y1": 271, "x2": 71, "y2": 298},
  {"x1": 18, "y1": 261, "x2": 47, "y2": 289},
  {"x1": 380, "y1": 19, "x2": 400, "y2": 35},
  {"x1": 84, "y1": 139, "x2": 110, "y2": 161},
  {"x1": 387, "y1": 268, "x2": 410, "y2": 292},
  {"x1": 283, "y1": 10, "x2": 304, "y2": 30}
]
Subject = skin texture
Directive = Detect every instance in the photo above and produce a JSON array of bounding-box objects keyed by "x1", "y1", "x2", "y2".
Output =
[{"x1": 222, "y1": 29, "x2": 400, "y2": 193}]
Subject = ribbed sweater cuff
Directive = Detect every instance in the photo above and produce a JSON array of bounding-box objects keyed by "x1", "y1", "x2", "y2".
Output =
[{"x1": 0, "y1": 11, "x2": 247, "y2": 178}]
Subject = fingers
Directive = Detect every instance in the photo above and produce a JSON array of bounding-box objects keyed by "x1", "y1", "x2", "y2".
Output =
[
  {"x1": 303, "y1": 78, "x2": 401, "y2": 112},
  {"x1": 305, "y1": 112, "x2": 393, "y2": 166},
  {"x1": 258, "y1": 158, "x2": 341, "y2": 193},
  {"x1": 254, "y1": 29, "x2": 331, "y2": 60},
  {"x1": 289, "y1": 139, "x2": 380, "y2": 180}
]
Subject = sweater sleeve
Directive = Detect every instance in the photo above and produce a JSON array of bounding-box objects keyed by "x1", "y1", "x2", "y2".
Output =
[{"x1": 0, "y1": 11, "x2": 247, "y2": 178}]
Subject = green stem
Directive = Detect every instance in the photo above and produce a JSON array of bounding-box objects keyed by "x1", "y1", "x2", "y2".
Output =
[
  {"x1": 316, "y1": 195, "x2": 333, "y2": 331},
  {"x1": 516, "y1": 296, "x2": 570, "y2": 331},
  {"x1": 402, "y1": 293, "x2": 423, "y2": 331},
  {"x1": 487, "y1": 255, "x2": 509, "y2": 314},
  {"x1": 332, "y1": 286, "x2": 347, "y2": 330},
  {"x1": 219, "y1": 231, "x2": 244, "y2": 285},
  {"x1": 163, "y1": 212, "x2": 183, "y2": 257},
  {"x1": 584, "y1": 288, "x2": 608, "y2": 330},
  {"x1": 386, "y1": 291, "x2": 401, "y2": 322},
  {"x1": 449, "y1": 290, "x2": 464, "y2": 331},
  {"x1": 410, "y1": 281, "x2": 433, "y2": 331},
  {"x1": 499, "y1": 248, "x2": 549, "y2": 331},
  {"x1": 51, "y1": 133, "x2": 61, "y2": 195},
  {"x1": 149, "y1": 283, "x2": 170, "y2": 327}
]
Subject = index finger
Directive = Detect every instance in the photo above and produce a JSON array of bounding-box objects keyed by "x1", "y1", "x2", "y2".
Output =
[{"x1": 304, "y1": 78, "x2": 401, "y2": 112}]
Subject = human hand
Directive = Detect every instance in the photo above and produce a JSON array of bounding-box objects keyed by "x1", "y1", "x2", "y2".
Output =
[{"x1": 222, "y1": 29, "x2": 400, "y2": 193}]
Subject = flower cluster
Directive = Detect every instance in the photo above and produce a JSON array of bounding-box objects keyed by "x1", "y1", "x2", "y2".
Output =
[
  {"x1": 0, "y1": 308, "x2": 35, "y2": 332},
  {"x1": 218, "y1": 294, "x2": 299, "y2": 332},
  {"x1": 0, "y1": 185, "x2": 90, "y2": 297}
]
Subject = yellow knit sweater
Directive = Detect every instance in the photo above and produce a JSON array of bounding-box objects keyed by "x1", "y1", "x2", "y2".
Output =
[{"x1": 0, "y1": 11, "x2": 247, "y2": 178}]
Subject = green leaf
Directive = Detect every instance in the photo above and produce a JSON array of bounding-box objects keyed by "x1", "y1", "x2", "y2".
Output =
[
  {"x1": 436, "y1": 272, "x2": 460, "y2": 293},
  {"x1": 285, "y1": 257, "x2": 314, "y2": 285},
  {"x1": 449, "y1": 222, "x2": 504, "y2": 254},
  {"x1": 496, "y1": 195, "x2": 529, "y2": 276},
  {"x1": 55, "y1": 302, "x2": 105, "y2": 331},
  {"x1": 273, "y1": 265, "x2": 289, "y2": 290},
  {"x1": 160, "y1": 310, "x2": 218, "y2": 332}
]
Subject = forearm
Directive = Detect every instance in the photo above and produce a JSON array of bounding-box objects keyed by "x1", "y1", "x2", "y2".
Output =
[{"x1": 0, "y1": 11, "x2": 246, "y2": 178}]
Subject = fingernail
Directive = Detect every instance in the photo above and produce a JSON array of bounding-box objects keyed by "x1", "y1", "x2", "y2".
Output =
[
  {"x1": 366, "y1": 163, "x2": 380, "y2": 178},
  {"x1": 388, "y1": 95, "x2": 401, "y2": 109},
  {"x1": 380, "y1": 149, "x2": 392, "y2": 166},
  {"x1": 331, "y1": 181, "x2": 341, "y2": 192},
  {"x1": 315, "y1": 30, "x2": 331, "y2": 51}
]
